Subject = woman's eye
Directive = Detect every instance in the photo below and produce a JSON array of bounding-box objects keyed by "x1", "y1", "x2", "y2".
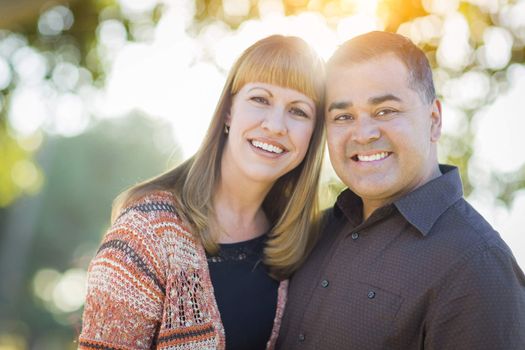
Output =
[
  {"x1": 290, "y1": 107, "x2": 308, "y2": 118},
  {"x1": 251, "y1": 96, "x2": 269, "y2": 105}
]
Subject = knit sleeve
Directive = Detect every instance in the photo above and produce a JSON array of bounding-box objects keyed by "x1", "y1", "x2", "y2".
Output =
[{"x1": 78, "y1": 209, "x2": 167, "y2": 350}]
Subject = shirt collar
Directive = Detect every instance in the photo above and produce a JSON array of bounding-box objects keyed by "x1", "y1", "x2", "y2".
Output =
[{"x1": 335, "y1": 165, "x2": 464, "y2": 236}]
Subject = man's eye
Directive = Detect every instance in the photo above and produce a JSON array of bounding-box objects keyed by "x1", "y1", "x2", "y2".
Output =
[
  {"x1": 251, "y1": 96, "x2": 269, "y2": 105},
  {"x1": 376, "y1": 109, "x2": 396, "y2": 117},
  {"x1": 334, "y1": 114, "x2": 353, "y2": 121},
  {"x1": 290, "y1": 107, "x2": 308, "y2": 118}
]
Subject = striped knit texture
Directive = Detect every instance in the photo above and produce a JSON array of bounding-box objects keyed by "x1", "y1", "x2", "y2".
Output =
[{"x1": 78, "y1": 191, "x2": 288, "y2": 350}]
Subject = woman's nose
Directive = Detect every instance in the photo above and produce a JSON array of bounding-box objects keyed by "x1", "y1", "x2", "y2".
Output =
[{"x1": 261, "y1": 107, "x2": 287, "y2": 135}]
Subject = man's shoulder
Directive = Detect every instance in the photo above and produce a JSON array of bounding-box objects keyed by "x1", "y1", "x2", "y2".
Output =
[
  {"x1": 431, "y1": 197, "x2": 516, "y2": 265},
  {"x1": 438, "y1": 197, "x2": 499, "y2": 243}
]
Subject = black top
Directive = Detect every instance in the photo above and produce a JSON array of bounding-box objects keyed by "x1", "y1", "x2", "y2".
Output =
[
  {"x1": 277, "y1": 165, "x2": 525, "y2": 350},
  {"x1": 207, "y1": 234, "x2": 279, "y2": 350}
]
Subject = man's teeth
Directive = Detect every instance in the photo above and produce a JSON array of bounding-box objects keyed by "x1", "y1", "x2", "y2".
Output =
[
  {"x1": 357, "y1": 152, "x2": 389, "y2": 162},
  {"x1": 251, "y1": 140, "x2": 284, "y2": 154}
]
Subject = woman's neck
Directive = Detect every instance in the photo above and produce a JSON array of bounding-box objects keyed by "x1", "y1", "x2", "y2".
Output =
[{"x1": 213, "y1": 175, "x2": 271, "y2": 244}]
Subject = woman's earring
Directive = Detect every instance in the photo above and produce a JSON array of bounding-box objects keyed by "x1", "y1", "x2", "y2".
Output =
[{"x1": 224, "y1": 124, "x2": 230, "y2": 134}]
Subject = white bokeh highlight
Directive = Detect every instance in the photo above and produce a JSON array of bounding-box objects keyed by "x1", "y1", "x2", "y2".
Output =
[
  {"x1": 437, "y1": 13, "x2": 473, "y2": 71},
  {"x1": 473, "y1": 64, "x2": 525, "y2": 174}
]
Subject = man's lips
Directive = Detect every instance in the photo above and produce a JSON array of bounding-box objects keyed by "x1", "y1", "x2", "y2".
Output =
[{"x1": 351, "y1": 151, "x2": 391, "y2": 162}]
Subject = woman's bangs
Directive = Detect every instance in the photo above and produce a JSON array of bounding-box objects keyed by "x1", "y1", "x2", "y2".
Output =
[{"x1": 232, "y1": 49, "x2": 320, "y2": 103}]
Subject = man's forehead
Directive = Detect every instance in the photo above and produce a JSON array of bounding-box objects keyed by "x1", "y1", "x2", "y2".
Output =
[
  {"x1": 327, "y1": 53, "x2": 407, "y2": 78},
  {"x1": 326, "y1": 55, "x2": 411, "y2": 98}
]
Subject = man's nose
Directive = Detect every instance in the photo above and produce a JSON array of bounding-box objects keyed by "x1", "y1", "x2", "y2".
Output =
[{"x1": 351, "y1": 115, "x2": 380, "y2": 144}]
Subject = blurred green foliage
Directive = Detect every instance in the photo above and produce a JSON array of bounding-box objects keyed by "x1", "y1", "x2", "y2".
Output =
[{"x1": 1, "y1": 113, "x2": 179, "y2": 346}]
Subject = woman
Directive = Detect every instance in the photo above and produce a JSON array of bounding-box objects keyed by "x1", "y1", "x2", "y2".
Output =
[{"x1": 78, "y1": 35, "x2": 325, "y2": 350}]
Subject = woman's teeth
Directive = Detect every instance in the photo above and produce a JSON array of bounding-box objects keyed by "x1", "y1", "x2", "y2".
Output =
[{"x1": 251, "y1": 140, "x2": 284, "y2": 154}]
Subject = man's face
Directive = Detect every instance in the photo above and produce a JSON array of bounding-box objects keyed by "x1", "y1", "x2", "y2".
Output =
[{"x1": 325, "y1": 53, "x2": 442, "y2": 217}]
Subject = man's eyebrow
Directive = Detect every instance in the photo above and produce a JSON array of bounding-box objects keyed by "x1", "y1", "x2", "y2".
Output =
[
  {"x1": 369, "y1": 94, "x2": 401, "y2": 105},
  {"x1": 327, "y1": 101, "x2": 352, "y2": 112}
]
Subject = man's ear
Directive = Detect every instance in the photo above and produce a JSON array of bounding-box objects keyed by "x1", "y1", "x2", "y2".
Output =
[
  {"x1": 225, "y1": 112, "x2": 231, "y2": 126},
  {"x1": 430, "y1": 99, "x2": 442, "y2": 143}
]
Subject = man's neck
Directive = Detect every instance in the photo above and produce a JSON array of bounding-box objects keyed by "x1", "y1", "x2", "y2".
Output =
[{"x1": 361, "y1": 164, "x2": 442, "y2": 221}]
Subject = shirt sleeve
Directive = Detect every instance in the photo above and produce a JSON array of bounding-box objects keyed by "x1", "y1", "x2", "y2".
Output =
[
  {"x1": 425, "y1": 242, "x2": 525, "y2": 350},
  {"x1": 78, "y1": 211, "x2": 167, "y2": 349}
]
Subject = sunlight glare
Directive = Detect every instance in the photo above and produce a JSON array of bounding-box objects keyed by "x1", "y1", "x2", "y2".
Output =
[
  {"x1": 47, "y1": 93, "x2": 89, "y2": 137},
  {"x1": 0, "y1": 32, "x2": 27, "y2": 59},
  {"x1": 223, "y1": 0, "x2": 251, "y2": 17},
  {"x1": 37, "y1": 5, "x2": 74, "y2": 36},
  {"x1": 118, "y1": 0, "x2": 158, "y2": 14},
  {"x1": 170, "y1": 63, "x2": 224, "y2": 156},
  {"x1": 500, "y1": 191, "x2": 525, "y2": 269},
  {"x1": 465, "y1": 0, "x2": 500, "y2": 14},
  {"x1": 397, "y1": 15, "x2": 442, "y2": 45},
  {"x1": 499, "y1": 2, "x2": 525, "y2": 42},
  {"x1": 354, "y1": 0, "x2": 379, "y2": 15},
  {"x1": 440, "y1": 102, "x2": 468, "y2": 137},
  {"x1": 52, "y1": 268, "x2": 87, "y2": 313},
  {"x1": 442, "y1": 70, "x2": 490, "y2": 109},
  {"x1": 11, "y1": 47, "x2": 48, "y2": 84},
  {"x1": 337, "y1": 14, "x2": 382, "y2": 43},
  {"x1": 98, "y1": 19, "x2": 128, "y2": 49},
  {"x1": 258, "y1": 0, "x2": 285, "y2": 18},
  {"x1": 422, "y1": 0, "x2": 459, "y2": 15},
  {"x1": 473, "y1": 64, "x2": 525, "y2": 173},
  {"x1": 0, "y1": 56, "x2": 12, "y2": 90},
  {"x1": 33, "y1": 268, "x2": 61, "y2": 303},
  {"x1": 478, "y1": 26, "x2": 513, "y2": 70},
  {"x1": 8, "y1": 86, "x2": 51, "y2": 136},
  {"x1": 52, "y1": 62, "x2": 80, "y2": 91},
  {"x1": 437, "y1": 13, "x2": 473, "y2": 71}
]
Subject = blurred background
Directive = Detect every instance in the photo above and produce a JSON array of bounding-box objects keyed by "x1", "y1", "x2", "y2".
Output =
[{"x1": 0, "y1": 0, "x2": 524, "y2": 347}]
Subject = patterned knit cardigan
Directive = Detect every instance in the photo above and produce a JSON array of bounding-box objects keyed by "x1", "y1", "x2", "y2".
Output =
[{"x1": 78, "y1": 191, "x2": 288, "y2": 350}]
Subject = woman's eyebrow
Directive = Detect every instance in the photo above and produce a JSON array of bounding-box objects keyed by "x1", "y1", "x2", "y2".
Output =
[{"x1": 247, "y1": 86, "x2": 273, "y2": 97}]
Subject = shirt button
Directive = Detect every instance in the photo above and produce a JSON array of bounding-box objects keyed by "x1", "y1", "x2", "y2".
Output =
[
  {"x1": 368, "y1": 290, "x2": 376, "y2": 299},
  {"x1": 351, "y1": 232, "x2": 360, "y2": 240},
  {"x1": 298, "y1": 333, "x2": 306, "y2": 342},
  {"x1": 320, "y1": 279, "x2": 329, "y2": 288}
]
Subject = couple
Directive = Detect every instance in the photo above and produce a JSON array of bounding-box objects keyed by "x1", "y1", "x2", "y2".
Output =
[{"x1": 78, "y1": 32, "x2": 525, "y2": 349}]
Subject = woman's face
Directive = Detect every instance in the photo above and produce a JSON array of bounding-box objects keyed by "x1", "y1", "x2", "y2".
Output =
[{"x1": 222, "y1": 82, "x2": 316, "y2": 187}]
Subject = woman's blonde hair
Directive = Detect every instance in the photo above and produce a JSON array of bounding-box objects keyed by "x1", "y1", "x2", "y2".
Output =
[{"x1": 113, "y1": 35, "x2": 325, "y2": 279}]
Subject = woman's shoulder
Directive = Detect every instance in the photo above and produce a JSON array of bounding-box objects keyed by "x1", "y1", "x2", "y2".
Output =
[
  {"x1": 117, "y1": 190, "x2": 179, "y2": 219},
  {"x1": 111, "y1": 190, "x2": 195, "y2": 245}
]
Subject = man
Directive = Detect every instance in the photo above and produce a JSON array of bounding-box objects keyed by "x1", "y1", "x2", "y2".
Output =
[{"x1": 277, "y1": 31, "x2": 525, "y2": 349}]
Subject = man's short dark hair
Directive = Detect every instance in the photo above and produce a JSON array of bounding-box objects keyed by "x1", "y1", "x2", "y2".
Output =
[{"x1": 327, "y1": 31, "x2": 436, "y2": 104}]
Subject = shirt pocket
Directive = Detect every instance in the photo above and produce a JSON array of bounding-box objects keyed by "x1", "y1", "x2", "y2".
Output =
[
  {"x1": 318, "y1": 280, "x2": 404, "y2": 349},
  {"x1": 351, "y1": 280, "x2": 404, "y2": 324}
]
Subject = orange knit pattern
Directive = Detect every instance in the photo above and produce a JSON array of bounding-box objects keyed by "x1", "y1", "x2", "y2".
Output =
[{"x1": 79, "y1": 191, "x2": 288, "y2": 350}]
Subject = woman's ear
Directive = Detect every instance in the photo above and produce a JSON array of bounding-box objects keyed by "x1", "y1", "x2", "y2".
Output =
[{"x1": 224, "y1": 113, "x2": 231, "y2": 134}]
